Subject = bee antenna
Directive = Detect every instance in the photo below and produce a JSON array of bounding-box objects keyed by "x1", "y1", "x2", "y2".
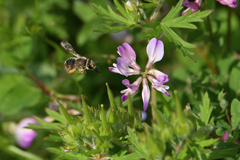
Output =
[
  {"x1": 94, "y1": 66, "x2": 101, "y2": 75},
  {"x1": 94, "y1": 61, "x2": 105, "y2": 63}
]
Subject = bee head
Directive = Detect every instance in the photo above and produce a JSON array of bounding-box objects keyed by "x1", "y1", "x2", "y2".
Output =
[{"x1": 87, "y1": 60, "x2": 100, "y2": 74}]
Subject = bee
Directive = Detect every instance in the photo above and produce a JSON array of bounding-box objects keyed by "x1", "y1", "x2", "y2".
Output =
[{"x1": 60, "y1": 41, "x2": 100, "y2": 74}]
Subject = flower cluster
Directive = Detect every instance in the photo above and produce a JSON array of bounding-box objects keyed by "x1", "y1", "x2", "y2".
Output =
[
  {"x1": 109, "y1": 38, "x2": 170, "y2": 111},
  {"x1": 182, "y1": 0, "x2": 237, "y2": 15}
]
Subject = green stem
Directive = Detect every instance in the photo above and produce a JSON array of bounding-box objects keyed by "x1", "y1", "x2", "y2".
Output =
[
  {"x1": 7, "y1": 145, "x2": 43, "y2": 160},
  {"x1": 136, "y1": 0, "x2": 148, "y2": 21},
  {"x1": 157, "y1": 91, "x2": 172, "y2": 113},
  {"x1": 150, "y1": 1, "x2": 164, "y2": 22},
  {"x1": 151, "y1": 87, "x2": 157, "y2": 122},
  {"x1": 174, "y1": 90, "x2": 184, "y2": 125},
  {"x1": 153, "y1": 107, "x2": 165, "y2": 129},
  {"x1": 205, "y1": 0, "x2": 213, "y2": 40},
  {"x1": 92, "y1": 130, "x2": 104, "y2": 143},
  {"x1": 227, "y1": 7, "x2": 231, "y2": 51}
]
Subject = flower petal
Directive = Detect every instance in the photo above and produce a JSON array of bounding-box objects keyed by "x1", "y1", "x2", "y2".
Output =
[
  {"x1": 146, "y1": 38, "x2": 164, "y2": 69},
  {"x1": 148, "y1": 75, "x2": 170, "y2": 97},
  {"x1": 142, "y1": 77, "x2": 150, "y2": 111},
  {"x1": 182, "y1": 0, "x2": 201, "y2": 15},
  {"x1": 120, "y1": 77, "x2": 142, "y2": 101},
  {"x1": 148, "y1": 69, "x2": 169, "y2": 83},
  {"x1": 217, "y1": 0, "x2": 237, "y2": 8},
  {"x1": 15, "y1": 117, "x2": 38, "y2": 148},
  {"x1": 117, "y1": 58, "x2": 141, "y2": 76}
]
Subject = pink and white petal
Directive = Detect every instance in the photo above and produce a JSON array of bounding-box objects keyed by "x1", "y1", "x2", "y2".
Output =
[
  {"x1": 109, "y1": 63, "x2": 122, "y2": 74},
  {"x1": 121, "y1": 93, "x2": 129, "y2": 101},
  {"x1": 182, "y1": 0, "x2": 201, "y2": 15},
  {"x1": 122, "y1": 79, "x2": 130, "y2": 86},
  {"x1": 152, "y1": 84, "x2": 170, "y2": 97},
  {"x1": 117, "y1": 62, "x2": 139, "y2": 76},
  {"x1": 146, "y1": 38, "x2": 164, "y2": 69},
  {"x1": 122, "y1": 43, "x2": 136, "y2": 59},
  {"x1": 217, "y1": 0, "x2": 235, "y2": 5},
  {"x1": 148, "y1": 69, "x2": 169, "y2": 83},
  {"x1": 142, "y1": 77, "x2": 150, "y2": 111}
]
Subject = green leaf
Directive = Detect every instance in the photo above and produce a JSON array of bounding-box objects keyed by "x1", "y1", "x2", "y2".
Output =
[
  {"x1": 0, "y1": 74, "x2": 41, "y2": 115},
  {"x1": 229, "y1": 62, "x2": 240, "y2": 97},
  {"x1": 73, "y1": 1, "x2": 97, "y2": 23},
  {"x1": 159, "y1": 1, "x2": 212, "y2": 61},
  {"x1": 91, "y1": 1, "x2": 135, "y2": 25},
  {"x1": 216, "y1": 120, "x2": 232, "y2": 136},
  {"x1": 208, "y1": 142, "x2": 240, "y2": 159},
  {"x1": 231, "y1": 99, "x2": 240, "y2": 130},
  {"x1": 91, "y1": 0, "x2": 137, "y2": 33},
  {"x1": 127, "y1": 127, "x2": 148, "y2": 159},
  {"x1": 47, "y1": 147, "x2": 88, "y2": 160},
  {"x1": 58, "y1": 101, "x2": 75, "y2": 125},
  {"x1": 161, "y1": 24, "x2": 196, "y2": 61},
  {"x1": 112, "y1": 152, "x2": 142, "y2": 160},
  {"x1": 76, "y1": 18, "x2": 103, "y2": 46},
  {"x1": 199, "y1": 92, "x2": 213, "y2": 126},
  {"x1": 137, "y1": 2, "x2": 158, "y2": 9},
  {"x1": 106, "y1": 83, "x2": 117, "y2": 111},
  {"x1": 162, "y1": 1, "x2": 183, "y2": 22},
  {"x1": 162, "y1": 10, "x2": 212, "y2": 29},
  {"x1": 195, "y1": 138, "x2": 219, "y2": 147},
  {"x1": 43, "y1": 134, "x2": 63, "y2": 143},
  {"x1": 45, "y1": 108, "x2": 67, "y2": 124},
  {"x1": 94, "y1": 23, "x2": 134, "y2": 33},
  {"x1": 27, "y1": 116, "x2": 62, "y2": 130}
]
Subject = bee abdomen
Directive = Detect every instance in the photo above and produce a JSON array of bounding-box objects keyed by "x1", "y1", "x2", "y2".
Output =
[
  {"x1": 65, "y1": 58, "x2": 76, "y2": 65},
  {"x1": 64, "y1": 58, "x2": 77, "y2": 73}
]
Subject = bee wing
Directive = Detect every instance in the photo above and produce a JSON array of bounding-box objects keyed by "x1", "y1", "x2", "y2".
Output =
[{"x1": 60, "y1": 41, "x2": 81, "y2": 58}]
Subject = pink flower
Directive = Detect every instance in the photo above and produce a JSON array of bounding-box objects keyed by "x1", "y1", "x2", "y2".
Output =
[
  {"x1": 109, "y1": 43, "x2": 141, "y2": 77},
  {"x1": 121, "y1": 77, "x2": 142, "y2": 101},
  {"x1": 221, "y1": 132, "x2": 239, "y2": 144},
  {"x1": 109, "y1": 38, "x2": 170, "y2": 111},
  {"x1": 182, "y1": 0, "x2": 202, "y2": 15},
  {"x1": 217, "y1": 0, "x2": 237, "y2": 8},
  {"x1": 15, "y1": 117, "x2": 38, "y2": 148}
]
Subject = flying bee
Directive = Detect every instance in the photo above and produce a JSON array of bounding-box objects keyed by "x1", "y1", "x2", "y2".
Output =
[{"x1": 60, "y1": 41, "x2": 100, "y2": 74}]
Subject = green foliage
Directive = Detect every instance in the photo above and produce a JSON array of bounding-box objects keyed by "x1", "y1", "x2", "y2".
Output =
[
  {"x1": 199, "y1": 92, "x2": 213, "y2": 126},
  {"x1": 91, "y1": 0, "x2": 137, "y2": 33},
  {"x1": 0, "y1": 74, "x2": 41, "y2": 115},
  {"x1": 231, "y1": 99, "x2": 240, "y2": 130},
  {"x1": 1, "y1": 0, "x2": 240, "y2": 159}
]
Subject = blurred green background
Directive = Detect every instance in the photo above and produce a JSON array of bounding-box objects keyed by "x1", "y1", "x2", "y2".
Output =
[{"x1": 0, "y1": 0, "x2": 239, "y2": 159}]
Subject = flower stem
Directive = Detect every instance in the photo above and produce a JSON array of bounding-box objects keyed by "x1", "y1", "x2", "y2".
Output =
[
  {"x1": 205, "y1": 0, "x2": 213, "y2": 40},
  {"x1": 136, "y1": 0, "x2": 148, "y2": 21},
  {"x1": 151, "y1": 87, "x2": 157, "y2": 121},
  {"x1": 150, "y1": 1, "x2": 165, "y2": 22},
  {"x1": 157, "y1": 91, "x2": 172, "y2": 114},
  {"x1": 227, "y1": 7, "x2": 231, "y2": 51},
  {"x1": 174, "y1": 90, "x2": 184, "y2": 125}
]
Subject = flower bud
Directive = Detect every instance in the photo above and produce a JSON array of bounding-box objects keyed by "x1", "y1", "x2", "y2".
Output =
[
  {"x1": 107, "y1": 110, "x2": 120, "y2": 125},
  {"x1": 173, "y1": 120, "x2": 191, "y2": 136},
  {"x1": 125, "y1": 1, "x2": 137, "y2": 12}
]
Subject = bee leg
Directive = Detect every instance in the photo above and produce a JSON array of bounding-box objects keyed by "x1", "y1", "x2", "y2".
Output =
[
  {"x1": 67, "y1": 68, "x2": 77, "y2": 73},
  {"x1": 78, "y1": 69, "x2": 86, "y2": 74}
]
